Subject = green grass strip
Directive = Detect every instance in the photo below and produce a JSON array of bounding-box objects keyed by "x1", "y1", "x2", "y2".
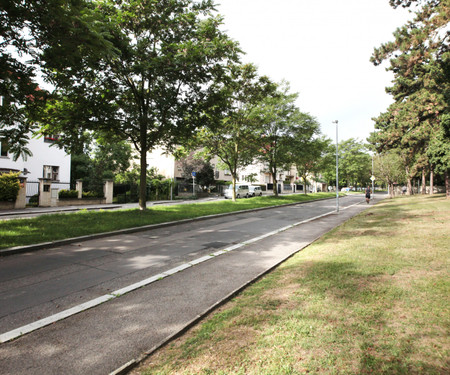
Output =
[{"x1": 0, "y1": 193, "x2": 337, "y2": 250}]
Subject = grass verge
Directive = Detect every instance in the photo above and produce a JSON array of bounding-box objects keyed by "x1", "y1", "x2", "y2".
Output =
[
  {"x1": 132, "y1": 194, "x2": 449, "y2": 375},
  {"x1": 0, "y1": 192, "x2": 336, "y2": 250}
]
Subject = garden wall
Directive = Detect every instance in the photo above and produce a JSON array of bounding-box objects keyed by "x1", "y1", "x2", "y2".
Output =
[{"x1": 57, "y1": 198, "x2": 106, "y2": 206}]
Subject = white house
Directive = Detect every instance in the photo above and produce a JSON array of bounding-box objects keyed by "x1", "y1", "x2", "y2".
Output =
[{"x1": 0, "y1": 135, "x2": 71, "y2": 199}]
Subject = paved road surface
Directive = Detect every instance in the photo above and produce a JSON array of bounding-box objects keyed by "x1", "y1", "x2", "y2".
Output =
[{"x1": 0, "y1": 195, "x2": 379, "y2": 374}]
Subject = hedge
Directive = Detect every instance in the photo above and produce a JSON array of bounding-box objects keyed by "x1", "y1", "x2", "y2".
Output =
[
  {"x1": 58, "y1": 189, "x2": 78, "y2": 199},
  {"x1": 0, "y1": 172, "x2": 20, "y2": 202}
]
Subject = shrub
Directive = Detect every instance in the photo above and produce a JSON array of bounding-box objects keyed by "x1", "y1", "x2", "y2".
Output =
[
  {"x1": 82, "y1": 191, "x2": 104, "y2": 199},
  {"x1": 28, "y1": 194, "x2": 39, "y2": 207},
  {"x1": 58, "y1": 189, "x2": 78, "y2": 199},
  {"x1": 0, "y1": 172, "x2": 20, "y2": 201}
]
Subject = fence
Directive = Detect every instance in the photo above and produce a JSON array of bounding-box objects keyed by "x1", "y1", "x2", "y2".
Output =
[
  {"x1": 113, "y1": 183, "x2": 173, "y2": 203},
  {"x1": 26, "y1": 181, "x2": 40, "y2": 200},
  {"x1": 113, "y1": 184, "x2": 139, "y2": 203},
  {"x1": 25, "y1": 180, "x2": 70, "y2": 205}
]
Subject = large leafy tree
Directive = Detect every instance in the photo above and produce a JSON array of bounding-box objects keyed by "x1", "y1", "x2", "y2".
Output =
[
  {"x1": 39, "y1": 0, "x2": 240, "y2": 209},
  {"x1": 338, "y1": 139, "x2": 372, "y2": 189},
  {"x1": 374, "y1": 150, "x2": 407, "y2": 198},
  {"x1": 293, "y1": 136, "x2": 330, "y2": 194},
  {"x1": 370, "y1": 0, "x2": 449, "y2": 197},
  {"x1": 0, "y1": 0, "x2": 113, "y2": 159},
  {"x1": 254, "y1": 83, "x2": 318, "y2": 197},
  {"x1": 193, "y1": 63, "x2": 275, "y2": 201}
]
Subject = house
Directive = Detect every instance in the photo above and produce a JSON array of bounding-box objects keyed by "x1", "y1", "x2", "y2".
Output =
[
  {"x1": 0, "y1": 135, "x2": 71, "y2": 201},
  {"x1": 145, "y1": 147, "x2": 328, "y2": 194},
  {"x1": 146, "y1": 147, "x2": 233, "y2": 183}
]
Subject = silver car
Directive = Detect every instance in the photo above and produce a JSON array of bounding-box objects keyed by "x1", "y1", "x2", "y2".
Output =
[
  {"x1": 224, "y1": 184, "x2": 249, "y2": 199},
  {"x1": 248, "y1": 185, "x2": 262, "y2": 197}
]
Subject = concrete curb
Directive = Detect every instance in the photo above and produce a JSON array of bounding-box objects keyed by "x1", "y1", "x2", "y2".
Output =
[
  {"x1": 109, "y1": 203, "x2": 365, "y2": 375},
  {"x1": 0, "y1": 197, "x2": 334, "y2": 257}
]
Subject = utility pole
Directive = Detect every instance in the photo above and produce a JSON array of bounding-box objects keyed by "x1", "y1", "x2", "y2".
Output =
[{"x1": 332, "y1": 120, "x2": 339, "y2": 212}]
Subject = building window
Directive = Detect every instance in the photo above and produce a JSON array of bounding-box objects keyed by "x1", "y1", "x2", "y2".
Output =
[
  {"x1": 43, "y1": 165, "x2": 59, "y2": 181},
  {"x1": 0, "y1": 139, "x2": 8, "y2": 157}
]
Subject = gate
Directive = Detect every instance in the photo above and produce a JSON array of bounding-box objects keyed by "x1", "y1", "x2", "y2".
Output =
[
  {"x1": 113, "y1": 184, "x2": 139, "y2": 203},
  {"x1": 25, "y1": 181, "x2": 70, "y2": 205}
]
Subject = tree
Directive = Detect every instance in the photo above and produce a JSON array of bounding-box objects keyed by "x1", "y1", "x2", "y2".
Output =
[
  {"x1": 293, "y1": 136, "x2": 330, "y2": 194},
  {"x1": 0, "y1": 0, "x2": 114, "y2": 159},
  {"x1": 37, "y1": 0, "x2": 240, "y2": 210},
  {"x1": 254, "y1": 83, "x2": 318, "y2": 197},
  {"x1": 373, "y1": 151, "x2": 406, "y2": 198},
  {"x1": 317, "y1": 141, "x2": 338, "y2": 188},
  {"x1": 427, "y1": 114, "x2": 450, "y2": 198},
  {"x1": 194, "y1": 63, "x2": 275, "y2": 201},
  {"x1": 180, "y1": 155, "x2": 215, "y2": 191},
  {"x1": 370, "y1": 0, "x2": 449, "y2": 197},
  {"x1": 339, "y1": 139, "x2": 372, "y2": 189}
]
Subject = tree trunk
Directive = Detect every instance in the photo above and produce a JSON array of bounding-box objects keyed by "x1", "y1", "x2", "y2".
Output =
[
  {"x1": 273, "y1": 173, "x2": 278, "y2": 197},
  {"x1": 407, "y1": 178, "x2": 413, "y2": 195},
  {"x1": 139, "y1": 125, "x2": 148, "y2": 210},
  {"x1": 446, "y1": 170, "x2": 449, "y2": 199},
  {"x1": 406, "y1": 166, "x2": 413, "y2": 195},
  {"x1": 139, "y1": 147, "x2": 147, "y2": 210},
  {"x1": 421, "y1": 169, "x2": 426, "y2": 194},
  {"x1": 388, "y1": 181, "x2": 395, "y2": 198},
  {"x1": 430, "y1": 167, "x2": 434, "y2": 195},
  {"x1": 231, "y1": 175, "x2": 237, "y2": 202}
]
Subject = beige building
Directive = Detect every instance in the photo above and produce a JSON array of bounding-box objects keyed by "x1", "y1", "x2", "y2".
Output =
[
  {"x1": 146, "y1": 147, "x2": 233, "y2": 183},
  {"x1": 146, "y1": 147, "x2": 327, "y2": 193}
]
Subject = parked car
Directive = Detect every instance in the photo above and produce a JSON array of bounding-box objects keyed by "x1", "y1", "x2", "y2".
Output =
[
  {"x1": 224, "y1": 184, "x2": 249, "y2": 199},
  {"x1": 248, "y1": 185, "x2": 262, "y2": 197}
]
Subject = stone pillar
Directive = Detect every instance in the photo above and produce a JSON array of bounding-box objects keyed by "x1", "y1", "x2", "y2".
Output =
[
  {"x1": 38, "y1": 178, "x2": 52, "y2": 207},
  {"x1": 76, "y1": 180, "x2": 83, "y2": 199},
  {"x1": 14, "y1": 177, "x2": 27, "y2": 209},
  {"x1": 103, "y1": 180, "x2": 114, "y2": 204}
]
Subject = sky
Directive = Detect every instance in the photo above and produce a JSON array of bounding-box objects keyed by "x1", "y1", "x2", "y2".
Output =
[{"x1": 215, "y1": 0, "x2": 414, "y2": 143}]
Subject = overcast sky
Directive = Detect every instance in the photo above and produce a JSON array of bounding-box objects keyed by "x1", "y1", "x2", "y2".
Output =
[{"x1": 215, "y1": 0, "x2": 414, "y2": 143}]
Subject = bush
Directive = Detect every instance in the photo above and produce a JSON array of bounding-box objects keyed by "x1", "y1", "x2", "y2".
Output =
[
  {"x1": 0, "y1": 172, "x2": 20, "y2": 201},
  {"x1": 58, "y1": 189, "x2": 78, "y2": 199},
  {"x1": 28, "y1": 194, "x2": 39, "y2": 207},
  {"x1": 82, "y1": 191, "x2": 104, "y2": 199}
]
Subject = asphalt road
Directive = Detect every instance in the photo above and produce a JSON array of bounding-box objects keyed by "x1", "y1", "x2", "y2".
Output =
[{"x1": 0, "y1": 194, "x2": 378, "y2": 374}]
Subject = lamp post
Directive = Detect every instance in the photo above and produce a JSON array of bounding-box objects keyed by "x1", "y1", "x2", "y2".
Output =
[{"x1": 332, "y1": 120, "x2": 339, "y2": 212}]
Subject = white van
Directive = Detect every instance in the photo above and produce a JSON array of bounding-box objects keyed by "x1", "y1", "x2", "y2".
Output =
[
  {"x1": 248, "y1": 185, "x2": 262, "y2": 197},
  {"x1": 224, "y1": 184, "x2": 249, "y2": 199}
]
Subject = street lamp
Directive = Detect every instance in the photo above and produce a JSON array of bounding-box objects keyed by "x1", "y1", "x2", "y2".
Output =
[{"x1": 332, "y1": 120, "x2": 339, "y2": 212}]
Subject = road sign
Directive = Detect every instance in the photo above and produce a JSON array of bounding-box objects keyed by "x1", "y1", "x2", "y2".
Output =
[
  {"x1": 370, "y1": 175, "x2": 375, "y2": 181},
  {"x1": 192, "y1": 172, "x2": 197, "y2": 177}
]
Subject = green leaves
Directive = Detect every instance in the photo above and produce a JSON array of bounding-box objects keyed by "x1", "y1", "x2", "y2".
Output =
[{"x1": 370, "y1": 0, "x2": 449, "y2": 195}]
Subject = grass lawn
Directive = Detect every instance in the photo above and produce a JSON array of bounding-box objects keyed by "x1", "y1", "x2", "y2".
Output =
[
  {"x1": 0, "y1": 192, "x2": 336, "y2": 250},
  {"x1": 132, "y1": 194, "x2": 449, "y2": 375}
]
